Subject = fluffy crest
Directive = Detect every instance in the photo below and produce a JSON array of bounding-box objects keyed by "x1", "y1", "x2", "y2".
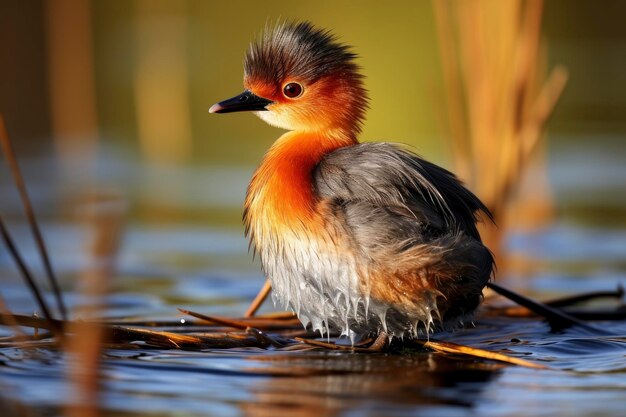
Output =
[{"x1": 245, "y1": 21, "x2": 360, "y2": 84}]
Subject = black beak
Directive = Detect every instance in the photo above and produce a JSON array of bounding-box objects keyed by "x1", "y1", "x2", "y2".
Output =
[{"x1": 209, "y1": 90, "x2": 273, "y2": 114}]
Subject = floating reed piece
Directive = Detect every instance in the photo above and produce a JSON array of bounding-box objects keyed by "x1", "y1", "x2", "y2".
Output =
[
  {"x1": 433, "y1": 0, "x2": 568, "y2": 257},
  {"x1": 0, "y1": 311, "x2": 549, "y2": 369}
]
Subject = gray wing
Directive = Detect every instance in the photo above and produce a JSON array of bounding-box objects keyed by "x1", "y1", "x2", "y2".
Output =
[
  {"x1": 313, "y1": 142, "x2": 492, "y2": 241},
  {"x1": 314, "y1": 142, "x2": 494, "y2": 324}
]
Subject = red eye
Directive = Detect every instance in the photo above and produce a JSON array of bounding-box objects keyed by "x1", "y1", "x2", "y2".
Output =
[{"x1": 283, "y1": 82, "x2": 303, "y2": 98}]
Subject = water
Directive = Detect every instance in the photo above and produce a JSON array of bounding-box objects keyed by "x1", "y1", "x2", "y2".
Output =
[
  {"x1": 1, "y1": 311, "x2": 625, "y2": 416},
  {"x1": 1, "y1": 138, "x2": 625, "y2": 416}
]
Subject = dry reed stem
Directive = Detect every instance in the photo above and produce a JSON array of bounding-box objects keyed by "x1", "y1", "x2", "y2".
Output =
[
  {"x1": 111, "y1": 327, "x2": 208, "y2": 348},
  {"x1": 433, "y1": 0, "x2": 470, "y2": 180},
  {"x1": 0, "y1": 216, "x2": 63, "y2": 339},
  {"x1": 293, "y1": 337, "x2": 377, "y2": 353},
  {"x1": 0, "y1": 313, "x2": 288, "y2": 349},
  {"x1": 179, "y1": 308, "x2": 257, "y2": 329},
  {"x1": 433, "y1": 0, "x2": 568, "y2": 259},
  {"x1": 0, "y1": 313, "x2": 63, "y2": 331},
  {"x1": 178, "y1": 308, "x2": 301, "y2": 330},
  {"x1": 245, "y1": 279, "x2": 273, "y2": 317},
  {"x1": 499, "y1": 67, "x2": 568, "y2": 212},
  {"x1": 487, "y1": 282, "x2": 605, "y2": 334},
  {"x1": 485, "y1": 285, "x2": 626, "y2": 321},
  {"x1": 294, "y1": 334, "x2": 546, "y2": 368},
  {"x1": 295, "y1": 333, "x2": 373, "y2": 352},
  {"x1": 419, "y1": 339, "x2": 548, "y2": 369},
  {"x1": 0, "y1": 295, "x2": 27, "y2": 341},
  {"x1": 110, "y1": 326, "x2": 269, "y2": 349},
  {"x1": 66, "y1": 322, "x2": 103, "y2": 417},
  {"x1": 65, "y1": 193, "x2": 125, "y2": 417},
  {"x1": 0, "y1": 114, "x2": 67, "y2": 320},
  {"x1": 246, "y1": 327, "x2": 286, "y2": 348}
]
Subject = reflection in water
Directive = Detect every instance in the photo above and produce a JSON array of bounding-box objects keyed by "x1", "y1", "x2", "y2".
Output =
[{"x1": 240, "y1": 352, "x2": 499, "y2": 417}]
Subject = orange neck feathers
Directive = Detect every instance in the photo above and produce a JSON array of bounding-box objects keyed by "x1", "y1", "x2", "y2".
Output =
[{"x1": 245, "y1": 131, "x2": 356, "y2": 234}]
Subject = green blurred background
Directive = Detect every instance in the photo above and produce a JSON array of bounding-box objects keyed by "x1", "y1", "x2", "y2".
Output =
[{"x1": 1, "y1": 0, "x2": 625, "y2": 228}]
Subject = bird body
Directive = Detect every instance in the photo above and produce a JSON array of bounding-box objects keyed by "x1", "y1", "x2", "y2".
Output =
[{"x1": 210, "y1": 22, "x2": 494, "y2": 340}]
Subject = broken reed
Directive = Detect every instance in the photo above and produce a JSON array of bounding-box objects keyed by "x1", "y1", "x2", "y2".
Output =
[{"x1": 433, "y1": 0, "x2": 568, "y2": 259}]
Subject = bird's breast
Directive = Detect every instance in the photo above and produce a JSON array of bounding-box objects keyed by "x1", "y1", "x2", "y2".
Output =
[
  {"x1": 243, "y1": 132, "x2": 365, "y2": 336},
  {"x1": 244, "y1": 131, "x2": 355, "y2": 239}
]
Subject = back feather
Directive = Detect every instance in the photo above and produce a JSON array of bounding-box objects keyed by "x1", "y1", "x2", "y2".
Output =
[{"x1": 314, "y1": 142, "x2": 493, "y2": 240}]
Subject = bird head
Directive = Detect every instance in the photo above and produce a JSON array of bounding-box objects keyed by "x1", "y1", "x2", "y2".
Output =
[{"x1": 210, "y1": 22, "x2": 368, "y2": 138}]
